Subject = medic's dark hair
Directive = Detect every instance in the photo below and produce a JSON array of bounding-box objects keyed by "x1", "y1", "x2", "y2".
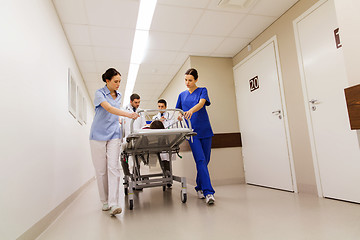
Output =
[
  {"x1": 130, "y1": 93, "x2": 140, "y2": 101},
  {"x1": 185, "y1": 68, "x2": 198, "y2": 80},
  {"x1": 158, "y1": 99, "x2": 167, "y2": 107},
  {"x1": 102, "y1": 68, "x2": 121, "y2": 82}
]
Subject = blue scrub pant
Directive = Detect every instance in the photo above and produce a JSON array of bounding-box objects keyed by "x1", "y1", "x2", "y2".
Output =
[{"x1": 189, "y1": 136, "x2": 215, "y2": 196}]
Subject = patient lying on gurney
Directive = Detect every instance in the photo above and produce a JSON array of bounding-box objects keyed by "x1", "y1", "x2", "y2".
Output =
[{"x1": 120, "y1": 120, "x2": 171, "y2": 177}]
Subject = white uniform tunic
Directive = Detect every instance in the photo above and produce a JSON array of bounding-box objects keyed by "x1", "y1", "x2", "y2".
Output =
[
  {"x1": 122, "y1": 104, "x2": 146, "y2": 139},
  {"x1": 152, "y1": 111, "x2": 175, "y2": 129}
]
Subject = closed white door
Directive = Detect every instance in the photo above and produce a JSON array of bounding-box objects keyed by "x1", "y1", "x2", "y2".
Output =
[
  {"x1": 234, "y1": 39, "x2": 295, "y2": 191},
  {"x1": 295, "y1": 0, "x2": 360, "y2": 202}
]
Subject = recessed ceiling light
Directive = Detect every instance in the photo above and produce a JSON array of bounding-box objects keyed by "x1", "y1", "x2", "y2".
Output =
[{"x1": 218, "y1": 0, "x2": 257, "y2": 9}]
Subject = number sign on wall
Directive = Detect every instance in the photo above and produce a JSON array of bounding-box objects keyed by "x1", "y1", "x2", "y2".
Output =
[
  {"x1": 334, "y1": 28, "x2": 342, "y2": 49},
  {"x1": 250, "y1": 76, "x2": 259, "y2": 92}
]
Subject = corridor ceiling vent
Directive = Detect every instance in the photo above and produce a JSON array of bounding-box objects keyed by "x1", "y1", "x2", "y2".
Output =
[{"x1": 217, "y1": 0, "x2": 257, "y2": 9}]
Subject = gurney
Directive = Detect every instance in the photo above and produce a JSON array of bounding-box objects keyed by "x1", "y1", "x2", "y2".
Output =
[{"x1": 121, "y1": 109, "x2": 196, "y2": 210}]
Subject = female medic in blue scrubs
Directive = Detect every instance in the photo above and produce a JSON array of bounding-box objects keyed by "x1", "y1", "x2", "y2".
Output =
[{"x1": 176, "y1": 68, "x2": 215, "y2": 205}]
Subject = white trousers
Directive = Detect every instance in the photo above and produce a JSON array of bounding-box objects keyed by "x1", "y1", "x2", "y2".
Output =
[{"x1": 90, "y1": 139, "x2": 121, "y2": 207}]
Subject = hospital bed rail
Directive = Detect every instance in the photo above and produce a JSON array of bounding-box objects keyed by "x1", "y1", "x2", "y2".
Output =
[{"x1": 122, "y1": 108, "x2": 196, "y2": 210}]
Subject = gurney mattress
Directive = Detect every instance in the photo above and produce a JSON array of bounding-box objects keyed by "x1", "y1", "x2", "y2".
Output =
[{"x1": 126, "y1": 128, "x2": 193, "y2": 152}]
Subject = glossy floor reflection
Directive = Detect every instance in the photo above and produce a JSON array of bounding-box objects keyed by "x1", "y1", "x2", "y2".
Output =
[{"x1": 37, "y1": 180, "x2": 360, "y2": 240}]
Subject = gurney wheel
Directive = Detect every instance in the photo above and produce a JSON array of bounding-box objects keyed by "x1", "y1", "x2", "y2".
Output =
[
  {"x1": 129, "y1": 199, "x2": 134, "y2": 210},
  {"x1": 181, "y1": 191, "x2": 187, "y2": 203}
]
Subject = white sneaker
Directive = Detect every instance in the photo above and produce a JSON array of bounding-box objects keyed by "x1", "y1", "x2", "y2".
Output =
[
  {"x1": 102, "y1": 203, "x2": 110, "y2": 211},
  {"x1": 110, "y1": 206, "x2": 122, "y2": 216},
  {"x1": 197, "y1": 190, "x2": 205, "y2": 199},
  {"x1": 205, "y1": 194, "x2": 215, "y2": 205}
]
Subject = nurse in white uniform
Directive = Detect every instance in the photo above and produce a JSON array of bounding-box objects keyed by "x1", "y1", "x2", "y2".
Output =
[{"x1": 89, "y1": 68, "x2": 138, "y2": 216}]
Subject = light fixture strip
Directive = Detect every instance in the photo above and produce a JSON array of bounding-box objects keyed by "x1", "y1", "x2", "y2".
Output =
[
  {"x1": 136, "y1": 0, "x2": 157, "y2": 30},
  {"x1": 123, "y1": 63, "x2": 140, "y2": 105},
  {"x1": 123, "y1": 0, "x2": 157, "y2": 107},
  {"x1": 130, "y1": 30, "x2": 150, "y2": 64}
]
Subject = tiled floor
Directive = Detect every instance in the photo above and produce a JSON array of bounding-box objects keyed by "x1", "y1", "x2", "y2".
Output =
[{"x1": 37, "y1": 180, "x2": 360, "y2": 240}]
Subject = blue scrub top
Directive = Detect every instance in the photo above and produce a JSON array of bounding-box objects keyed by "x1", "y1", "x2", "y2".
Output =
[
  {"x1": 90, "y1": 85, "x2": 122, "y2": 141},
  {"x1": 176, "y1": 87, "x2": 213, "y2": 139}
]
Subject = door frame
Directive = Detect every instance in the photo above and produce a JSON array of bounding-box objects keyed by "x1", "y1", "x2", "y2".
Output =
[
  {"x1": 293, "y1": 0, "x2": 332, "y2": 198},
  {"x1": 233, "y1": 36, "x2": 298, "y2": 193}
]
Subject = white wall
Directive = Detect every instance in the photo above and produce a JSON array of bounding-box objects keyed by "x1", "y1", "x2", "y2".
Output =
[
  {"x1": 233, "y1": 0, "x2": 319, "y2": 194},
  {"x1": 232, "y1": 0, "x2": 360, "y2": 193},
  {"x1": 0, "y1": 0, "x2": 94, "y2": 239},
  {"x1": 334, "y1": 0, "x2": 360, "y2": 87},
  {"x1": 161, "y1": 58, "x2": 191, "y2": 110},
  {"x1": 333, "y1": 0, "x2": 360, "y2": 145}
]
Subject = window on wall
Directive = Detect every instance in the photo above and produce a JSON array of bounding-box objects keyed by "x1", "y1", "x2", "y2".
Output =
[
  {"x1": 77, "y1": 86, "x2": 83, "y2": 125},
  {"x1": 82, "y1": 96, "x2": 87, "y2": 124},
  {"x1": 68, "y1": 68, "x2": 76, "y2": 118},
  {"x1": 68, "y1": 68, "x2": 86, "y2": 125}
]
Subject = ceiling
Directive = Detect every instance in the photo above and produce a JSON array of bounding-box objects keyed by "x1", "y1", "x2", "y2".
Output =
[{"x1": 52, "y1": 0, "x2": 298, "y2": 109}]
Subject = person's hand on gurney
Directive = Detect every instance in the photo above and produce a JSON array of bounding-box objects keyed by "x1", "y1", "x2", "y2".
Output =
[
  {"x1": 127, "y1": 112, "x2": 139, "y2": 120},
  {"x1": 177, "y1": 113, "x2": 184, "y2": 121},
  {"x1": 177, "y1": 110, "x2": 194, "y2": 121},
  {"x1": 178, "y1": 99, "x2": 206, "y2": 121}
]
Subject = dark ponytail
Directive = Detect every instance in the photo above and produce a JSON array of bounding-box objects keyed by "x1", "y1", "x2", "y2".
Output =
[{"x1": 102, "y1": 68, "x2": 121, "y2": 82}]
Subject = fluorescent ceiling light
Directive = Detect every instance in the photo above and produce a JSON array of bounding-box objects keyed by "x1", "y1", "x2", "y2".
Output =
[
  {"x1": 130, "y1": 30, "x2": 149, "y2": 64},
  {"x1": 123, "y1": 0, "x2": 157, "y2": 107},
  {"x1": 137, "y1": 0, "x2": 157, "y2": 30},
  {"x1": 123, "y1": 63, "x2": 140, "y2": 106}
]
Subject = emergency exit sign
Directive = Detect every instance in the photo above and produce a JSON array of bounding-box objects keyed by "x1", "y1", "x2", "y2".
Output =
[{"x1": 250, "y1": 76, "x2": 259, "y2": 92}]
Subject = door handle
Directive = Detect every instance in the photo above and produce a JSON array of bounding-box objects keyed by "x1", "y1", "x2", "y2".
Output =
[
  {"x1": 309, "y1": 99, "x2": 319, "y2": 104},
  {"x1": 309, "y1": 99, "x2": 320, "y2": 111},
  {"x1": 272, "y1": 110, "x2": 281, "y2": 115},
  {"x1": 272, "y1": 110, "x2": 282, "y2": 119}
]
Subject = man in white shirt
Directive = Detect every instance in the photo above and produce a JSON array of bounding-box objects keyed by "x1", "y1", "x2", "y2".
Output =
[
  {"x1": 121, "y1": 93, "x2": 146, "y2": 176},
  {"x1": 123, "y1": 93, "x2": 146, "y2": 138},
  {"x1": 152, "y1": 99, "x2": 174, "y2": 128},
  {"x1": 152, "y1": 99, "x2": 176, "y2": 179}
]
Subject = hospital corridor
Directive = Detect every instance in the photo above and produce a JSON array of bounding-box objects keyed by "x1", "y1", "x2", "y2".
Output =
[{"x1": 1, "y1": 0, "x2": 360, "y2": 239}]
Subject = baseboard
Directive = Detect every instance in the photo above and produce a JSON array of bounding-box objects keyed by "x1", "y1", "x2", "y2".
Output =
[
  {"x1": 17, "y1": 177, "x2": 95, "y2": 240},
  {"x1": 186, "y1": 177, "x2": 245, "y2": 188},
  {"x1": 297, "y1": 183, "x2": 318, "y2": 195},
  {"x1": 212, "y1": 177, "x2": 245, "y2": 186}
]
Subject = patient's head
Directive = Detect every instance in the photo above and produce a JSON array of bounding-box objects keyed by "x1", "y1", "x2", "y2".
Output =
[{"x1": 150, "y1": 120, "x2": 165, "y2": 129}]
